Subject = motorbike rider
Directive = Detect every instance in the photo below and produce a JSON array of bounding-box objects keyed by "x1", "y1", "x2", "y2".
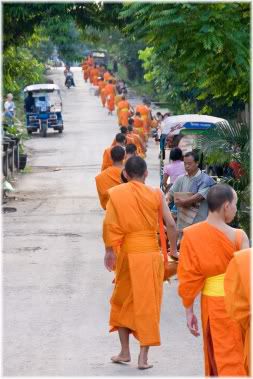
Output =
[{"x1": 64, "y1": 65, "x2": 75, "y2": 87}]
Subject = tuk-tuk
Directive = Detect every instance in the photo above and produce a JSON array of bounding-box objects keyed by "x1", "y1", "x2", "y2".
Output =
[
  {"x1": 159, "y1": 114, "x2": 228, "y2": 186},
  {"x1": 24, "y1": 84, "x2": 64, "y2": 137}
]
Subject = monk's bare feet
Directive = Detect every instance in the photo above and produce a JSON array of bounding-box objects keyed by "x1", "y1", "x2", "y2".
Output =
[
  {"x1": 138, "y1": 354, "x2": 153, "y2": 370},
  {"x1": 168, "y1": 251, "x2": 179, "y2": 261},
  {"x1": 111, "y1": 354, "x2": 131, "y2": 364}
]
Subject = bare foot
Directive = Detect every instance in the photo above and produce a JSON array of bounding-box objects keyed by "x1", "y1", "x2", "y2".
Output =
[
  {"x1": 168, "y1": 251, "x2": 179, "y2": 261},
  {"x1": 138, "y1": 355, "x2": 153, "y2": 370},
  {"x1": 111, "y1": 354, "x2": 131, "y2": 364}
]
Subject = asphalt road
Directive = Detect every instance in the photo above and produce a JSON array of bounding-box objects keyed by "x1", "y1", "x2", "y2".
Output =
[{"x1": 3, "y1": 68, "x2": 203, "y2": 376}]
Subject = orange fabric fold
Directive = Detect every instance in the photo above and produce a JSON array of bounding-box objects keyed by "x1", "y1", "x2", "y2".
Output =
[
  {"x1": 224, "y1": 248, "x2": 251, "y2": 376},
  {"x1": 95, "y1": 166, "x2": 122, "y2": 210},
  {"x1": 103, "y1": 181, "x2": 164, "y2": 346},
  {"x1": 178, "y1": 222, "x2": 246, "y2": 376}
]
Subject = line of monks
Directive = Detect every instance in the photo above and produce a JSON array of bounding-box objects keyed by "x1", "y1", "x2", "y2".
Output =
[{"x1": 82, "y1": 56, "x2": 251, "y2": 375}]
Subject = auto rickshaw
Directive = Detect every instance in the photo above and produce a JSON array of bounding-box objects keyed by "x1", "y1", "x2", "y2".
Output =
[
  {"x1": 24, "y1": 84, "x2": 64, "y2": 137},
  {"x1": 159, "y1": 114, "x2": 228, "y2": 187}
]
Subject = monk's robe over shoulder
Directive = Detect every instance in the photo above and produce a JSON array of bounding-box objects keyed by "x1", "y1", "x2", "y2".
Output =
[
  {"x1": 103, "y1": 181, "x2": 164, "y2": 346},
  {"x1": 95, "y1": 166, "x2": 122, "y2": 210},
  {"x1": 224, "y1": 248, "x2": 251, "y2": 376},
  {"x1": 178, "y1": 221, "x2": 246, "y2": 376},
  {"x1": 101, "y1": 147, "x2": 113, "y2": 171}
]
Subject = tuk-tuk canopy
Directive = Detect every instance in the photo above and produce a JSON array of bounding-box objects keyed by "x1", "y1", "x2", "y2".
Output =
[
  {"x1": 24, "y1": 84, "x2": 60, "y2": 93},
  {"x1": 163, "y1": 114, "x2": 228, "y2": 136}
]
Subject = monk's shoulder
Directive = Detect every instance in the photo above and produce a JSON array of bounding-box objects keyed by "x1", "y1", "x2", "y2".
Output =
[
  {"x1": 183, "y1": 221, "x2": 208, "y2": 239},
  {"x1": 108, "y1": 182, "x2": 128, "y2": 197}
]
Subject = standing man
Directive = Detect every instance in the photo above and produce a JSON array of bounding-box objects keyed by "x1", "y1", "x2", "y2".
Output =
[
  {"x1": 104, "y1": 80, "x2": 116, "y2": 115},
  {"x1": 117, "y1": 96, "x2": 131, "y2": 127},
  {"x1": 4, "y1": 93, "x2": 16, "y2": 123},
  {"x1": 177, "y1": 183, "x2": 249, "y2": 376},
  {"x1": 101, "y1": 133, "x2": 126, "y2": 171},
  {"x1": 95, "y1": 146, "x2": 125, "y2": 210},
  {"x1": 168, "y1": 151, "x2": 215, "y2": 239},
  {"x1": 103, "y1": 156, "x2": 177, "y2": 370},
  {"x1": 224, "y1": 248, "x2": 251, "y2": 376}
]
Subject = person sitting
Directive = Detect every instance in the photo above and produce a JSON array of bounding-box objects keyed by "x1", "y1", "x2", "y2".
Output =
[
  {"x1": 162, "y1": 147, "x2": 185, "y2": 192},
  {"x1": 64, "y1": 65, "x2": 75, "y2": 87},
  {"x1": 24, "y1": 92, "x2": 35, "y2": 113}
]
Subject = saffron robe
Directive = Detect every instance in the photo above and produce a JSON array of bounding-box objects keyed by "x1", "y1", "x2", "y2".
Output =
[
  {"x1": 104, "y1": 83, "x2": 116, "y2": 112},
  {"x1": 98, "y1": 81, "x2": 107, "y2": 107},
  {"x1": 101, "y1": 147, "x2": 113, "y2": 171},
  {"x1": 95, "y1": 166, "x2": 122, "y2": 210},
  {"x1": 117, "y1": 100, "x2": 130, "y2": 127},
  {"x1": 103, "y1": 181, "x2": 164, "y2": 346},
  {"x1": 178, "y1": 221, "x2": 246, "y2": 376},
  {"x1": 224, "y1": 248, "x2": 251, "y2": 376}
]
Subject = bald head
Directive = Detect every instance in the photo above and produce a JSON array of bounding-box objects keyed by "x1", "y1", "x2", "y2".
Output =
[
  {"x1": 207, "y1": 184, "x2": 236, "y2": 212},
  {"x1": 125, "y1": 156, "x2": 147, "y2": 179},
  {"x1": 110, "y1": 146, "x2": 125, "y2": 162}
]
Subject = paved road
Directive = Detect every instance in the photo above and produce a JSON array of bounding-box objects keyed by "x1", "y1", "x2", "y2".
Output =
[{"x1": 3, "y1": 68, "x2": 203, "y2": 376}]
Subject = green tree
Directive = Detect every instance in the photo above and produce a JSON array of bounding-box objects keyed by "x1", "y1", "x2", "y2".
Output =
[{"x1": 121, "y1": 3, "x2": 250, "y2": 116}]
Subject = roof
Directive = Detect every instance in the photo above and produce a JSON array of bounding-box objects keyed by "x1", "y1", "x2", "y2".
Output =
[
  {"x1": 162, "y1": 114, "x2": 228, "y2": 135},
  {"x1": 24, "y1": 84, "x2": 60, "y2": 92}
]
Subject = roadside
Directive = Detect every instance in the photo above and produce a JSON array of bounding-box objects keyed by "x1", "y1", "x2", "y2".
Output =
[{"x1": 3, "y1": 67, "x2": 202, "y2": 376}]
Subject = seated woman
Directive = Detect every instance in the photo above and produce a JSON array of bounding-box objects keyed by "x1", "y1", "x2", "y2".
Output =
[{"x1": 162, "y1": 147, "x2": 185, "y2": 192}]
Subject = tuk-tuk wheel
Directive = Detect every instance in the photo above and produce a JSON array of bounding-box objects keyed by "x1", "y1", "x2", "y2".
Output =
[
  {"x1": 27, "y1": 130, "x2": 32, "y2": 135},
  {"x1": 58, "y1": 129, "x2": 63, "y2": 134}
]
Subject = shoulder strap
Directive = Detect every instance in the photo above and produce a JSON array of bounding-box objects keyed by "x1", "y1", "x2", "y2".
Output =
[
  {"x1": 235, "y1": 229, "x2": 243, "y2": 251},
  {"x1": 157, "y1": 189, "x2": 168, "y2": 264}
]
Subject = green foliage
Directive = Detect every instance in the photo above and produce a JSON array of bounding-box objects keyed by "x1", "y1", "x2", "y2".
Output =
[
  {"x1": 3, "y1": 45, "x2": 44, "y2": 96},
  {"x1": 198, "y1": 121, "x2": 250, "y2": 234},
  {"x1": 121, "y1": 3, "x2": 250, "y2": 116}
]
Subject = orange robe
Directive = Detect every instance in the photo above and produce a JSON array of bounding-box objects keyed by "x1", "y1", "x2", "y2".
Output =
[
  {"x1": 98, "y1": 80, "x2": 107, "y2": 107},
  {"x1": 104, "y1": 83, "x2": 116, "y2": 112},
  {"x1": 129, "y1": 132, "x2": 145, "y2": 158},
  {"x1": 117, "y1": 100, "x2": 130, "y2": 127},
  {"x1": 103, "y1": 181, "x2": 164, "y2": 346},
  {"x1": 82, "y1": 64, "x2": 89, "y2": 82},
  {"x1": 224, "y1": 248, "x2": 251, "y2": 376},
  {"x1": 104, "y1": 71, "x2": 111, "y2": 82},
  {"x1": 90, "y1": 68, "x2": 99, "y2": 86},
  {"x1": 95, "y1": 166, "x2": 122, "y2": 210},
  {"x1": 178, "y1": 221, "x2": 246, "y2": 376},
  {"x1": 134, "y1": 116, "x2": 146, "y2": 142},
  {"x1": 136, "y1": 104, "x2": 151, "y2": 131},
  {"x1": 101, "y1": 146, "x2": 113, "y2": 171}
]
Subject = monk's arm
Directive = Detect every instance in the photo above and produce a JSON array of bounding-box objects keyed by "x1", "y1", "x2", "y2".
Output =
[
  {"x1": 161, "y1": 193, "x2": 177, "y2": 255},
  {"x1": 241, "y1": 230, "x2": 250, "y2": 249}
]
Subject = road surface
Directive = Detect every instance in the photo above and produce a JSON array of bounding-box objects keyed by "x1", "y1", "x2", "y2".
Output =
[{"x1": 3, "y1": 68, "x2": 203, "y2": 376}]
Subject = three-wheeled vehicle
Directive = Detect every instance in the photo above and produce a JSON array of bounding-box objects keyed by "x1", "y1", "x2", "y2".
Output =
[
  {"x1": 159, "y1": 114, "x2": 228, "y2": 187},
  {"x1": 24, "y1": 84, "x2": 64, "y2": 137}
]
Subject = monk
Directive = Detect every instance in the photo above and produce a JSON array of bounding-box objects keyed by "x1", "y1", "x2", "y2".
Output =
[
  {"x1": 104, "y1": 80, "x2": 116, "y2": 115},
  {"x1": 134, "y1": 112, "x2": 147, "y2": 143},
  {"x1": 117, "y1": 96, "x2": 131, "y2": 127},
  {"x1": 87, "y1": 55, "x2": 94, "y2": 66},
  {"x1": 111, "y1": 127, "x2": 134, "y2": 146},
  {"x1": 127, "y1": 124, "x2": 146, "y2": 158},
  {"x1": 90, "y1": 64, "x2": 100, "y2": 86},
  {"x1": 83, "y1": 64, "x2": 89, "y2": 82},
  {"x1": 136, "y1": 100, "x2": 151, "y2": 136},
  {"x1": 177, "y1": 183, "x2": 249, "y2": 376},
  {"x1": 101, "y1": 133, "x2": 126, "y2": 171},
  {"x1": 103, "y1": 156, "x2": 177, "y2": 369},
  {"x1": 104, "y1": 70, "x2": 112, "y2": 82},
  {"x1": 95, "y1": 146, "x2": 125, "y2": 210},
  {"x1": 224, "y1": 248, "x2": 251, "y2": 376},
  {"x1": 98, "y1": 78, "x2": 107, "y2": 107}
]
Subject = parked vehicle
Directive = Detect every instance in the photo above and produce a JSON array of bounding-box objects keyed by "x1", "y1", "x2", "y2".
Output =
[
  {"x1": 159, "y1": 114, "x2": 228, "y2": 186},
  {"x1": 91, "y1": 50, "x2": 109, "y2": 66},
  {"x1": 24, "y1": 84, "x2": 64, "y2": 137}
]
